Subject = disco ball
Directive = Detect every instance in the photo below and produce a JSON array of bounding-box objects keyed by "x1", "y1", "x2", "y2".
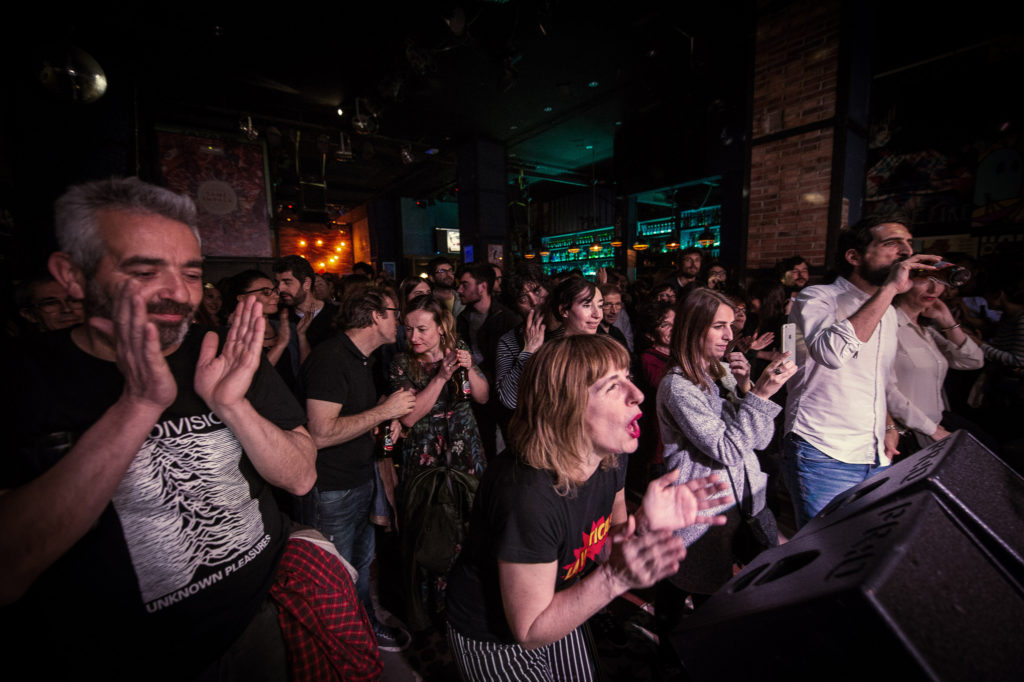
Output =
[{"x1": 38, "y1": 46, "x2": 108, "y2": 103}]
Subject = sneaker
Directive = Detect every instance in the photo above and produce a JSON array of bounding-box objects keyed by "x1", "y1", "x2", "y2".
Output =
[{"x1": 373, "y1": 620, "x2": 412, "y2": 653}]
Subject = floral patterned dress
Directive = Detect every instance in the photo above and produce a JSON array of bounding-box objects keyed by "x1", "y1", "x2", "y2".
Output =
[
  {"x1": 388, "y1": 340, "x2": 486, "y2": 480},
  {"x1": 388, "y1": 340, "x2": 486, "y2": 629}
]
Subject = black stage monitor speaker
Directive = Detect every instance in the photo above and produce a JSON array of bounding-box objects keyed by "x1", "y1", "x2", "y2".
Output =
[
  {"x1": 672, "y1": 436, "x2": 1024, "y2": 681},
  {"x1": 799, "y1": 430, "x2": 1024, "y2": 586}
]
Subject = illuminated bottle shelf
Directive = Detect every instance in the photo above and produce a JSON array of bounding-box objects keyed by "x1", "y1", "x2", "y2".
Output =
[
  {"x1": 636, "y1": 205, "x2": 722, "y2": 257},
  {"x1": 540, "y1": 226, "x2": 617, "y2": 277}
]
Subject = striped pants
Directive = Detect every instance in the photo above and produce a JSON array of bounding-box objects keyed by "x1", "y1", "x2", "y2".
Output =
[{"x1": 447, "y1": 623, "x2": 596, "y2": 682}]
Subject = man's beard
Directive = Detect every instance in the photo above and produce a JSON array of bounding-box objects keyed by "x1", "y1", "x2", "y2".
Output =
[
  {"x1": 279, "y1": 289, "x2": 304, "y2": 308},
  {"x1": 861, "y1": 256, "x2": 906, "y2": 287},
  {"x1": 87, "y1": 279, "x2": 194, "y2": 349}
]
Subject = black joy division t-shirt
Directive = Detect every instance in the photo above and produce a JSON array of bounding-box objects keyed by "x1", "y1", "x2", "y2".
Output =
[
  {"x1": 446, "y1": 450, "x2": 626, "y2": 643},
  {"x1": 2, "y1": 326, "x2": 306, "y2": 679}
]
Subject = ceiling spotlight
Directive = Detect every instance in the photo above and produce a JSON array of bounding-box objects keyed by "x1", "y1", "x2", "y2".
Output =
[
  {"x1": 336, "y1": 107, "x2": 344, "y2": 116},
  {"x1": 400, "y1": 145, "x2": 415, "y2": 165},
  {"x1": 588, "y1": 80, "x2": 599, "y2": 88}
]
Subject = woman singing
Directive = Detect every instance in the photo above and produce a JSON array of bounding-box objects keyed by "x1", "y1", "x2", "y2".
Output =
[{"x1": 446, "y1": 334, "x2": 729, "y2": 681}]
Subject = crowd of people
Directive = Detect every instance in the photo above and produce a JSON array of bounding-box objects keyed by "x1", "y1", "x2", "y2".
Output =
[{"x1": 4, "y1": 177, "x2": 1023, "y2": 681}]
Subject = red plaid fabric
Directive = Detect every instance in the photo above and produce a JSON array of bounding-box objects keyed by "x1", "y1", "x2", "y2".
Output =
[{"x1": 270, "y1": 538, "x2": 382, "y2": 681}]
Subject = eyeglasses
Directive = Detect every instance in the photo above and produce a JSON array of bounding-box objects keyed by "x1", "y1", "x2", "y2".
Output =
[
  {"x1": 733, "y1": 305, "x2": 746, "y2": 313},
  {"x1": 382, "y1": 306, "x2": 400, "y2": 317},
  {"x1": 241, "y1": 286, "x2": 279, "y2": 297},
  {"x1": 34, "y1": 297, "x2": 84, "y2": 312},
  {"x1": 602, "y1": 302, "x2": 623, "y2": 310},
  {"x1": 434, "y1": 267, "x2": 454, "y2": 275}
]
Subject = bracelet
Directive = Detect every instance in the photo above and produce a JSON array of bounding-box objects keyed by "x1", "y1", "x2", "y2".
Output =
[
  {"x1": 941, "y1": 323, "x2": 961, "y2": 332},
  {"x1": 885, "y1": 424, "x2": 899, "y2": 432}
]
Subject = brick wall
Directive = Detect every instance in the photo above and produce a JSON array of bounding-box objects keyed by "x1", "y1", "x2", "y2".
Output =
[{"x1": 747, "y1": 0, "x2": 841, "y2": 271}]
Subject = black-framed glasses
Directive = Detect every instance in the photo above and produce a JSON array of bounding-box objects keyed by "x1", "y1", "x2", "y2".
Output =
[
  {"x1": 34, "y1": 297, "x2": 84, "y2": 312},
  {"x1": 241, "y1": 286, "x2": 279, "y2": 297}
]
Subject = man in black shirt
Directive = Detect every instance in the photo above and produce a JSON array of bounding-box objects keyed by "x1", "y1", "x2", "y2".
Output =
[
  {"x1": 1, "y1": 178, "x2": 316, "y2": 679},
  {"x1": 303, "y1": 285, "x2": 416, "y2": 649}
]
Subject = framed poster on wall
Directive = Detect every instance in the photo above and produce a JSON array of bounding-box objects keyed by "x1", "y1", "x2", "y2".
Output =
[{"x1": 157, "y1": 130, "x2": 273, "y2": 258}]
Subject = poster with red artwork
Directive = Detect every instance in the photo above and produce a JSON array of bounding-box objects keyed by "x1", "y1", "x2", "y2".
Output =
[{"x1": 157, "y1": 131, "x2": 273, "y2": 258}]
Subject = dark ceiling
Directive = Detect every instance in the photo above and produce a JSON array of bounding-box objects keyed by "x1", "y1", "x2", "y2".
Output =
[
  {"x1": 7, "y1": 0, "x2": 1019, "y2": 231},
  {"x1": 10, "y1": 1, "x2": 753, "y2": 213}
]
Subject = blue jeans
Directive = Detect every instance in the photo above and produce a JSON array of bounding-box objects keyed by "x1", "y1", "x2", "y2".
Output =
[
  {"x1": 782, "y1": 433, "x2": 888, "y2": 529},
  {"x1": 308, "y1": 480, "x2": 376, "y2": 616}
]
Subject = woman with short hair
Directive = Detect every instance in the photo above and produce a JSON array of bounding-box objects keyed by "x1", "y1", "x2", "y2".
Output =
[
  {"x1": 446, "y1": 334, "x2": 729, "y2": 681},
  {"x1": 547, "y1": 275, "x2": 603, "y2": 336}
]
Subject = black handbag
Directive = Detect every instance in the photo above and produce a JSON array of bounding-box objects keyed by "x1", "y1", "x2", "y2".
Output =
[{"x1": 725, "y1": 464, "x2": 779, "y2": 565}]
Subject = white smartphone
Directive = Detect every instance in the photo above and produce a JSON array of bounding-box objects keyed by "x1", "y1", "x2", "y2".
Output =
[{"x1": 781, "y1": 323, "x2": 796, "y2": 358}]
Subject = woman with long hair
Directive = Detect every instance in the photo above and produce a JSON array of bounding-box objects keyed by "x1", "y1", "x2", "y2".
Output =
[
  {"x1": 446, "y1": 334, "x2": 729, "y2": 681},
  {"x1": 399, "y1": 275, "x2": 432, "y2": 312},
  {"x1": 389, "y1": 294, "x2": 488, "y2": 629},
  {"x1": 656, "y1": 288, "x2": 794, "y2": 618}
]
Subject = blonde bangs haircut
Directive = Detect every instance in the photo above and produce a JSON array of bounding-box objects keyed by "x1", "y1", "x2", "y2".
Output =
[
  {"x1": 510, "y1": 334, "x2": 630, "y2": 496},
  {"x1": 669, "y1": 287, "x2": 733, "y2": 392}
]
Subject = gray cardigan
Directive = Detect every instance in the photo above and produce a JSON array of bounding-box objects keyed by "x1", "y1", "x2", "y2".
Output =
[{"x1": 656, "y1": 367, "x2": 780, "y2": 547}]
